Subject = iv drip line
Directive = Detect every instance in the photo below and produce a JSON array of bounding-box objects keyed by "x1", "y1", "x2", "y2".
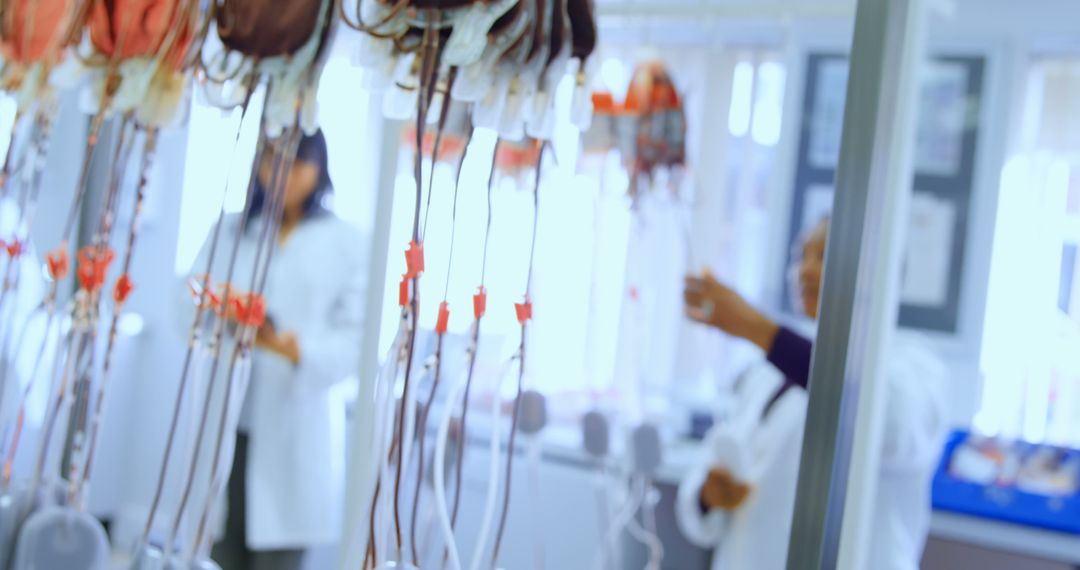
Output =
[
  {"x1": 491, "y1": 143, "x2": 545, "y2": 567},
  {"x1": 450, "y1": 139, "x2": 500, "y2": 532},
  {"x1": 162, "y1": 105, "x2": 276, "y2": 559},
  {"x1": 392, "y1": 13, "x2": 442, "y2": 558},
  {"x1": 139, "y1": 81, "x2": 262, "y2": 545},
  {"x1": 408, "y1": 120, "x2": 473, "y2": 564},
  {"x1": 76, "y1": 126, "x2": 160, "y2": 508},
  {"x1": 188, "y1": 121, "x2": 303, "y2": 562}
]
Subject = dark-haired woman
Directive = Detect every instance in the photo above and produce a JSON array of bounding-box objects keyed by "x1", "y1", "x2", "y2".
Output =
[
  {"x1": 675, "y1": 220, "x2": 947, "y2": 570},
  {"x1": 185, "y1": 130, "x2": 367, "y2": 570}
]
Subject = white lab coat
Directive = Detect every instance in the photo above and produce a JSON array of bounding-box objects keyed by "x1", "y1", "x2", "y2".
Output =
[
  {"x1": 676, "y1": 335, "x2": 948, "y2": 570},
  {"x1": 184, "y1": 213, "x2": 367, "y2": 550}
]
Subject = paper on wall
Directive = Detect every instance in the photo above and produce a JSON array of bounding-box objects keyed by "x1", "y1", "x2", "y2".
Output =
[{"x1": 902, "y1": 191, "x2": 957, "y2": 308}]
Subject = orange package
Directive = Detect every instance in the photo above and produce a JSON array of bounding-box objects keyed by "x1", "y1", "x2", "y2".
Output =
[
  {"x1": 0, "y1": 0, "x2": 76, "y2": 65},
  {"x1": 88, "y1": 0, "x2": 192, "y2": 67}
]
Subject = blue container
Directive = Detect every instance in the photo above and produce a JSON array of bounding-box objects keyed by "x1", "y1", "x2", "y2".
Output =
[{"x1": 932, "y1": 430, "x2": 1080, "y2": 535}]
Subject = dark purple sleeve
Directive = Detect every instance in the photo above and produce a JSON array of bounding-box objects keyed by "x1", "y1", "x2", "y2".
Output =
[{"x1": 766, "y1": 326, "x2": 813, "y2": 390}]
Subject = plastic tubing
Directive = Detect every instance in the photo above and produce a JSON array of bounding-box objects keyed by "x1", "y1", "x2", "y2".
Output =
[
  {"x1": 626, "y1": 479, "x2": 663, "y2": 570},
  {"x1": 526, "y1": 439, "x2": 544, "y2": 570},
  {"x1": 373, "y1": 326, "x2": 408, "y2": 564},
  {"x1": 467, "y1": 363, "x2": 510, "y2": 570},
  {"x1": 378, "y1": 363, "x2": 404, "y2": 562},
  {"x1": 434, "y1": 373, "x2": 467, "y2": 570},
  {"x1": 362, "y1": 323, "x2": 406, "y2": 568},
  {"x1": 591, "y1": 467, "x2": 615, "y2": 570},
  {"x1": 592, "y1": 477, "x2": 645, "y2": 570}
]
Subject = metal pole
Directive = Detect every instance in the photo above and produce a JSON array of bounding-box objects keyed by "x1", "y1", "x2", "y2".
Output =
[
  {"x1": 339, "y1": 112, "x2": 401, "y2": 570},
  {"x1": 786, "y1": 0, "x2": 927, "y2": 567}
]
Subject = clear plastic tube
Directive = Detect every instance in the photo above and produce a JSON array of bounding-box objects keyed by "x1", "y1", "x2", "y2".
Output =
[
  {"x1": 188, "y1": 348, "x2": 253, "y2": 561},
  {"x1": 472, "y1": 70, "x2": 510, "y2": 131},
  {"x1": 353, "y1": 34, "x2": 394, "y2": 68},
  {"x1": 393, "y1": 359, "x2": 418, "y2": 552},
  {"x1": 467, "y1": 361, "x2": 511, "y2": 570},
  {"x1": 358, "y1": 328, "x2": 406, "y2": 565},
  {"x1": 592, "y1": 476, "x2": 645, "y2": 570},
  {"x1": 139, "y1": 87, "x2": 261, "y2": 547},
  {"x1": 591, "y1": 466, "x2": 616, "y2": 570},
  {"x1": 525, "y1": 439, "x2": 545, "y2": 570},
  {"x1": 369, "y1": 325, "x2": 407, "y2": 568},
  {"x1": 497, "y1": 84, "x2": 527, "y2": 142},
  {"x1": 571, "y1": 70, "x2": 594, "y2": 131},
  {"x1": 625, "y1": 480, "x2": 663, "y2": 570},
  {"x1": 384, "y1": 83, "x2": 419, "y2": 121},
  {"x1": 33, "y1": 316, "x2": 86, "y2": 497},
  {"x1": 0, "y1": 305, "x2": 59, "y2": 474},
  {"x1": 433, "y1": 373, "x2": 467, "y2": 570},
  {"x1": 375, "y1": 384, "x2": 415, "y2": 570}
]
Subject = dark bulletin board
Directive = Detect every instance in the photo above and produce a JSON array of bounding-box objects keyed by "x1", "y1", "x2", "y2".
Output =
[{"x1": 783, "y1": 52, "x2": 986, "y2": 333}]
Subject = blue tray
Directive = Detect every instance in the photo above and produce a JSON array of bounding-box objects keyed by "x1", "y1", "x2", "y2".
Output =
[{"x1": 932, "y1": 430, "x2": 1080, "y2": 535}]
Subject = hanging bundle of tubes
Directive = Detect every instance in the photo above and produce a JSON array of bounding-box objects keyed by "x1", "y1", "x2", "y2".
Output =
[{"x1": 0, "y1": 0, "x2": 599, "y2": 567}]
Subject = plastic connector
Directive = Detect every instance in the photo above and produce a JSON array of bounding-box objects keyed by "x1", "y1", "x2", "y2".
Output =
[
  {"x1": 435, "y1": 301, "x2": 450, "y2": 334},
  {"x1": 514, "y1": 298, "x2": 532, "y2": 324},
  {"x1": 497, "y1": 84, "x2": 527, "y2": 141},
  {"x1": 571, "y1": 71, "x2": 594, "y2": 131},
  {"x1": 76, "y1": 246, "x2": 115, "y2": 293},
  {"x1": 113, "y1": 274, "x2": 134, "y2": 305},
  {"x1": 473, "y1": 286, "x2": 487, "y2": 319},
  {"x1": 3, "y1": 239, "x2": 22, "y2": 258},
  {"x1": 232, "y1": 293, "x2": 267, "y2": 328},
  {"x1": 46, "y1": 246, "x2": 70, "y2": 280},
  {"x1": 443, "y1": 5, "x2": 494, "y2": 67},
  {"x1": 399, "y1": 275, "x2": 410, "y2": 307},
  {"x1": 405, "y1": 240, "x2": 425, "y2": 279}
]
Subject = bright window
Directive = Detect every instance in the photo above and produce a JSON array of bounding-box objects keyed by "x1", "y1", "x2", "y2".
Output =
[
  {"x1": 375, "y1": 49, "x2": 790, "y2": 423},
  {"x1": 174, "y1": 56, "x2": 375, "y2": 274},
  {"x1": 976, "y1": 59, "x2": 1080, "y2": 447}
]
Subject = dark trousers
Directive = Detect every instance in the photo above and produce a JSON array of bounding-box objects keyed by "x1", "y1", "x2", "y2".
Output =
[{"x1": 212, "y1": 434, "x2": 305, "y2": 570}]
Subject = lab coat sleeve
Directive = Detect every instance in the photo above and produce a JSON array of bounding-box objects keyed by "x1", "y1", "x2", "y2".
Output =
[
  {"x1": 294, "y1": 233, "x2": 367, "y2": 390},
  {"x1": 880, "y1": 344, "x2": 949, "y2": 473},
  {"x1": 766, "y1": 326, "x2": 813, "y2": 389},
  {"x1": 676, "y1": 465, "x2": 731, "y2": 548}
]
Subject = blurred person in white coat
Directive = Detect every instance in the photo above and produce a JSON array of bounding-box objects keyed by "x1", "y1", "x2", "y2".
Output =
[
  {"x1": 677, "y1": 220, "x2": 948, "y2": 570},
  {"x1": 185, "y1": 130, "x2": 367, "y2": 570}
]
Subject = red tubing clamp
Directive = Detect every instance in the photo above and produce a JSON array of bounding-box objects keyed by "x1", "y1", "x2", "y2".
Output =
[
  {"x1": 46, "y1": 247, "x2": 70, "y2": 280},
  {"x1": 3, "y1": 239, "x2": 21, "y2": 258},
  {"x1": 113, "y1": 274, "x2": 134, "y2": 305},
  {"x1": 436, "y1": 301, "x2": 450, "y2": 334},
  {"x1": 405, "y1": 240, "x2": 425, "y2": 279},
  {"x1": 233, "y1": 293, "x2": 267, "y2": 328},
  {"x1": 515, "y1": 298, "x2": 533, "y2": 325},
  {"x1": 399, "y1": 275, "x2": 410, "y2": 307},
  {"x1": 76, "y1": 246, "x2": 115, "y2": 293},
  {"x1": 473, "y1": 287, "x2": 487, "y2": 320}
]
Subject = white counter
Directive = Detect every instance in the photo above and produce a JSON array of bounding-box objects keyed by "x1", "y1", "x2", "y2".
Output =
[
  {"x1": 930, "y1": 511, "x2": 1080, "y2": 565},
  {"x1": 529, "y1": 425, "x2": 1080, "y2": 566}
]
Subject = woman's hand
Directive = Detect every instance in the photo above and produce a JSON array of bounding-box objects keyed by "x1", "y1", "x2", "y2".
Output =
[
  {"x1": 256, "y1": 323, "x2": 301, "y2": 366},
  {"x1": 700, "y1": 467, "x2": 753, "y2": 511},
  {"x1": 684, "y1": 271, "x2": 780, "y2": 351}
]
